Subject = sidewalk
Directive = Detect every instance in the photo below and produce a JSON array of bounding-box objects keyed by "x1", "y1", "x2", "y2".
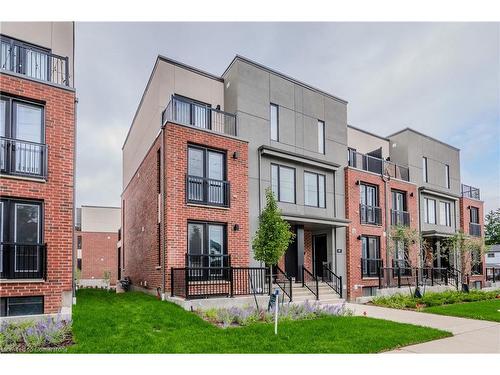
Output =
[{"x1": 346, "y1": 303, "x2": 500, "y2": 353}]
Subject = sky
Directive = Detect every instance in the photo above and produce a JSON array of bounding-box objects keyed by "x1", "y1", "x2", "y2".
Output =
[{"x1": 75, "y1": 22, "x2": 500, "y2": 213}]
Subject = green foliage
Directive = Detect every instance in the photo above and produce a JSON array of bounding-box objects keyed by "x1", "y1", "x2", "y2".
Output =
[
  {"x1": 424, "y1": 299, "x2": 500, "y2": 322},
  {"x1": 485, "y1": 208, "x2": 500, "y2": 245},
  {"x1": 252, "y1": 188, "x2": 295, "y2": 267},
  {"x1": 442, "y1": 231, "x2": 487, "y2": 276}
]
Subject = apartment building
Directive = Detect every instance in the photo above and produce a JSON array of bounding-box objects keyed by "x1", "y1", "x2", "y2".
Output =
[
  {"x1": 0, "y1": 22, "x2": 76, "y2": 318},
  {"x1": 75, "y1": 206, "x2": 120, "y2": 287}
]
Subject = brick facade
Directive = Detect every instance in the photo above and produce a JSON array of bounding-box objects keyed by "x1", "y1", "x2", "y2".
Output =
[
  {"x1": 122, "y1": 122, "x2": 249, "y2": 294},
  {"x1": 0, "y1": 74, "x2": 75, "y2": 314},
  {"x1": 77, "y1": 231, "x2": 118, "y2": 285},
  {"x1": 344, "y1": 167, "x2": 419, "y2": 300}
]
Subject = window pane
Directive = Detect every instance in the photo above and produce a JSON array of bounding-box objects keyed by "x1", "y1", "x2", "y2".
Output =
[
  {"x1": 188, "y1": 223, "x2": 204, "y2": 256},
  {"x1": 5, "y1": 296, "x2": 43, "y2": 317},
  {"x1": 14, "y1": 102, "x2": 42, "y2": 143},
  {"x1": 188, "y1": 148, "x2": 204, "y2": 177},
  {"x1": 15, "y1": 203, "x2": 40, "y2": 244},
  {"x1": 318, "y1": 175, "x2": 325, "y2": 208},
  {"x1": 279, "y1": 166, "x2": 295, "y2": 203},
  {"x1": 25, "y1": 49, "x2": 48, "y2": 81},
  {"x1": 317, "y1": 120, "x2": 325, "y2": 153},
  {"x1": 0, "y1": 98, "x2": 6, "y2": 137},
  {"x1": 193, "y1": 104, "x2": 209, "y2": 129},
  {"x1": 208, "y1": 225, "x2": 224, "y2": 257},
  {"x1": 174, "y1": 99, "x2": 190, "y2": 125},
  {"x1": 445, "y1": 165, "x2": 450, "y2": 189},
  {"x1": 427, "y1": 199, "x2": 436, "y2": 224},
  {"x1": 271, "y1": 165, "x2": 278, "y2": 199},
  {"x1": 361, "y1": 237, "x2": 368, "y2": 258},
  {"x1": 208, "y1": 151, "x2": 223, "y2": 180},
  {"x1": 304, "y1": 172, "x2": 318, "y2": 206},
  {"x1": 422, "y1": 157, "x2": 428, "y2": 182},
  {"x1": 270, "y1": 104, "x2": 278, "y2": 141}
]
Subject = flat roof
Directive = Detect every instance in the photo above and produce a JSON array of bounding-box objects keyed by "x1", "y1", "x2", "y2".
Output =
[
  {"x1": 81, "y1": 205, "x2": 121, "y2": 210},
  {"x1": 347, "y1": 124, "x2": 390, "y2": 142},
  {"x1": 387, "y1": 127, "x2": 460, "y2": 151}
]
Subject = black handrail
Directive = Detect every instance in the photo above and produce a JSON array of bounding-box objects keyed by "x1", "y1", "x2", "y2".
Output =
[
  {"x1": 360, "y1": 204, "x2": 382, "y2": 225},
  {"x1": 1, "y1": 137, "x2": 48, "y2": 179},
  {"x1": 390, "y1": 209, "x2": 410, "y2": 226},
  {"x1": 322, "y1": 263, "x2": 342, "y2": 298},
  {"x1": 302, "y1": 266, "x2": 319, "y2": 300},
  {"x1": 361, "y1": 258, "x2": 383, "y2": 278},
  {"x1": 274, "y1": 266, "x2": 292, "y2": 302},
  {"x1": 0, "y1": 243, "x2": 47, "y2": 280},
  {"x1": 186, "y1": 174, "x2": 230, "y2": 207}
]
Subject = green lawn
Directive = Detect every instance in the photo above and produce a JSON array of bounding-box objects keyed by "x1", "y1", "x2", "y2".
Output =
[
  {"x1": 68, "y1": 289, "x2": 450, "y2": 353},
  {"x1": 424, "y1": 299, "x2": 500, "y2": 322}
]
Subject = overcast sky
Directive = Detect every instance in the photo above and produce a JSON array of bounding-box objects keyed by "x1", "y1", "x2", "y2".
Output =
[{"x1": 75, "y1": 22, "x2": 500, "y2": 213}]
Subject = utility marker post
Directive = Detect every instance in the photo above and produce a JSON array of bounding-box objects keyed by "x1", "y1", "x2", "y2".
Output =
[{"x1": 274, "y1": 289, "x2": 279, "y2": 335}]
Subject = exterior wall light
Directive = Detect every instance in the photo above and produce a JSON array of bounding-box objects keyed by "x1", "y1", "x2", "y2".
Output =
[{"x1": 233, "y1": 224, "x2": 240, "y2": 231}]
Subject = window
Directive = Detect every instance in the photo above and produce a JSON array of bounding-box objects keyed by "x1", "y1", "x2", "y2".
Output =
[
  {"x1": 422, "y1": 157, "x2": 428, "y2": 183},
  {"x1": 360, "y1": 183, "x2": 381, "y2": 225},
  {"x1": 187, "y1": 146, "x2": 228, "y2": 206},
  {"x1": 361, "y1": 236, "x2": 380, "y2": 277},
  {"x1": 77, "y1": 258, "x2": 82, "y2": 271},
  {"x1": 347, "y1": 147, "x2": 357, "y2": 167},
  {"x1": 317, "y1": 120, "x2": 325, "y2": 154},
  {"x1": 173, "y1": 95, "x2": 211, "y2": 130},
  {"x1": 439, "y1": 201, "x2": 452, "y2": 226},
  {"x1": 157, "y1": 149, "x2": 161, "y2": 194},
  {"x1": 470, "y1": 207, "x2": 479, "y2": 224},
  {"x1": 270, "y1": 103, "x2": 279, "y2": 141},
  {"x1": 77, "y1": 235, "x2": 82, "y2": 249},
  {"x1": 1, "y1": 296, "x2": 43, "y2": 317},
  {"x1": 271, "y1": 164, "x2": 295, "y2": 203},
  {"x1": 1, "y1": 95, "x2": 45, "y2": 177},
  {"x1": 187, "y1": 222, "x2": 227, "y2": 276},
  {"x1": 304, "y1": 172, "x2": 326, "y2": 208},
  {"x1": 487, "y1": 253, "x2": 495, "y2": 258},
  {"x1": 424, "y1": 198, "x2": 436, "y2": 224},
  {"x1": 445, "y1": 164, "x2": 450, "y2": 189}
]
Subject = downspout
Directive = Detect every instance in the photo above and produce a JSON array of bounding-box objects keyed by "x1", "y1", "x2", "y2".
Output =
[
  {"x1": 71, "y1": 21, "x2": 77, "y2": 307},
  {"x1": 161, "y1": 124, "x2": 166, "y2": 300},
  {"x1": 383, "y1": 175, "x2": 390, "y2": 267}
]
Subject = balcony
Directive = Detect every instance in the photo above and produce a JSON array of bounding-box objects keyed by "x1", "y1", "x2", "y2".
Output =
[
  {"x1": 469, "y1": 223, "x2": 481, "y2": 237},
  {"x1": 348, "y1": 149, "x2": 409, "y2": 181},
  {"x1": 360, "y1": 204, "x2": 382, "y2": 225},
  {"x1": 0, "y1": 137, "x2": 47, "y2": 179},
  {"x1": 0, "y1": 243, "x2": 47, "y2": 280},
  {"x1": 461, "y1": 184, "x2": 480, "y2": 200},
  {"x1": 361, "y1": 258, "x2": 383, "y2": 278},
  {"x1": 162, "y1": 96, "x2": 237, "y2": 137},
  {"x1": 186, "y1": 175, "x2": 230, "y2": 207},
  {"x1": 391, "y1": 209, "x2": 410, "y2": 226},
  {"x1": 1, "y1": 35, "x2": 70, "y2": 87}
]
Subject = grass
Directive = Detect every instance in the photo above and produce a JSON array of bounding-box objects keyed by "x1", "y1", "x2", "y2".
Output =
[
  {"x1": 67, "y1": 289, "x2": 450, "y2": 353},
  {"x1": 424, "y1": 299, "x2": 500, "y2": 322}
]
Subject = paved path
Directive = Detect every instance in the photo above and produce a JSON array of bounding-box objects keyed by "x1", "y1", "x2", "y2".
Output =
[{"x1": 346, "y1": 303, "x2": 500, "y2": 353}]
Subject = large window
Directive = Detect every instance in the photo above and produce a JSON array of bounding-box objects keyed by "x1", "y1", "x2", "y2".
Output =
[
  {"x1": 304, "y1": 172, "x2": 326, "y2": 208},
  {"x1": 470, "y1": 207, "x2": 479, "y2": 224},
  {"x1": 173, "y1": 95, "x2": 211, "y2": 130},
  {"x1": 424, "y1": 198, "x2": 436, "y2": 224},
  {"x1": 271, "y1": 164, "x2": 295, "y2": 203},
  {"x1": 422, "y1": 157, "x2": 428, "y2": 183},
  {"x1": 187, "y1": 222, "x2": 227, "y2": 277},
  {"x1": 439, "y1": 201, "x2": 452, "y2": 226},
  {"x1": 445, "y1": 164, "x2": 450, "y2": 189},
  {"x1": 187, "y1": 145, "x2": 228, "y2": 207},
  {"x1": 0, "y1": 296, "x2": 43, "y2": 317},
  {"x1": 270, "y1": 103, "x2": 279, "y2": 141},
  {"x1": 361, "y1": 236, "x2": 381, "y2": 277},
  {"x1": 317, "y1": 120, "x2": 325, "y2": 154},
  {"x1": 1, "y1": 95, "x2": 45, "y2": 177},
  {"x1": 360, "y1": 183, "x2": 381, "y2": 225}
]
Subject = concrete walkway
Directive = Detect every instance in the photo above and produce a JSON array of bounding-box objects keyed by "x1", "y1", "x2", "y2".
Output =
[{"x1": 346, "y1": 303, "x2": 500, "y2": 353}]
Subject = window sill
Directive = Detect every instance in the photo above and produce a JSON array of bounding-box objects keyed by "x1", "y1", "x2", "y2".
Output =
[
  {"x1": 360, "y1": 223, "x2": 383, "y2": 228},
  {"x1": 1, "y1": 174, "x2": 47, "y2": 183},
  {"x1": 186, "y1": 203, "x2": 230, "y2": 210},
  {"x1": 155, "y1": 266, "x2": 162, "y2": 270},
  {"x1": 0, "y1": 279, "x2": 45, "y2": 284}
]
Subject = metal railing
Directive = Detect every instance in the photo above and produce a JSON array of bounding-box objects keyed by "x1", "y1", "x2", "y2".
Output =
[
  {"x1": 486, "y1": 267, "x2": 500, "y2": 282},
  {"x1": 392, "y1": 259, "x2": 413, "y2": 276},
  {"x1": 391, "y1": 209, "x2": 410, "y2": 226},
  {"x1": 361, "y1": 258, "x2": 383, "y2": 278},
  {"x1": 378, "y1": 266, "x2": 417, "y2": 289},
  {"x1": 471, "y1": 262, "x2": 483, "y2": 275},
  {"x1": 186, "y1": 175, "x2": 230, "y2": 207},
  {"x1": 1, "y1": 137, "x2": 47, "y2": 178},
  {"x1": 469, "y1": 223, "x2": 481, "y2": 237},
  {"x1": 348, "y1": 149, "x2": 409, "y2": 181},
  {"x1": 273, "y1": 266, "x2": 292, "y2": 302},
  {"x1": 302, "y1": 266, "x2": 319, "y2": 300},
  {"x1": 322, "y1": 263, "x2": 342, "y2": 298},
  {"x1": 170, "y1": 266, "x2": 269, "y2": 299},
  {"x1": 185, "y1": 254, "x2": 231, "y2": 280},
  {"x1": 0, "y1": 243, "x2": 47, "y2": 280},
  {"x1": 419, "y1": 267, "x2": 449, "y2": 286},
  {"x1": 162, "y1": 96, "x2": 237, "y2": 136},
  {"x1": 1, "y1": 36, "x2": 70, "y2": 86},
  {"x1": 360, "y1": 204, "x2": 382, "y2": 225},
  {"x1": 461, "y1": 184, "x2": 480, "y2": 200}
]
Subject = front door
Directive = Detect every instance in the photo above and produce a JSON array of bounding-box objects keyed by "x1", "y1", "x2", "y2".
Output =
[
  {"x1": 313, "y1": 235, "x2": 327, "y2": 278},
  {"x1": 285, "y1": 226, "x2": 298, "y2": 278}
]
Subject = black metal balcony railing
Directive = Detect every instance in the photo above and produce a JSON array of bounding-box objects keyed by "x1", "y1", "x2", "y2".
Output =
[
  {"x1": 361, "y1": 258, "x2": 383, "y2": 278},
  {"x1": 0, "y1": 137, "x2": 48, "y2": 179},
  {"x1": 461, "y1": 184, "x2": 480, "y2": 200},
  {"x1": 1, "y1": 36, "x2": 70, "y2": 86},
  {"x1": 391, "y1": 209, "x2": 410, "y2": 226},
  {"x1": 162, "y1": 96, "x2": 237, "y2": 136},
  {"x1": 348, "y1": 150, "x2": 409, "y2": 181},
  {"x1": 469, "y1": 223, "x2": 481, "y2": 237},
  {"x1": 186, "y1": 175, "x2": 230, "y2": 207},
  {"x1": 0, "y1": 243, "x2": 47, "y2": 280},
  {"x1": 360, "y1": 204, "x2": 382, "y2": 225},
  {"x1": 391, "y1": 259, "x2": 412, "y2": 276}
]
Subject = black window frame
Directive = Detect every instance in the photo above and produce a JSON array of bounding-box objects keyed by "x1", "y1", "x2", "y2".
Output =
[
  {"x1": 470, "y1": 206, "x2": 479, "y2": 224},
  {"x1": 361, "y1": 235, "x2": 381, "y2": 278},
  {"x1": 77, "y1": 235, "x2": 82, "y2": 249},
  {"x1": 0, "y1": 295, "x2": 44, "y2": 317},
  {"x1": 304, "y1": 170, "x2": 326, "y2": 208},
  {"x1": 271, "y1": 163, "x2": 296, "y2": 204},
  {"x1": 270, "y1": 103, "x2": 279, "y2": 141},
  {"x1": 422, "y1": 156, "x2": 428, "y2": 183},
  {"x1": 187, "y1": 144, "x2": 227, "y2": 182},
  {"x1": 1, "y1": 197, "x2": 44, "y2": 245},
  {"x1": 445, "y1": 164, "x2": 450, "y2": 189},
  {"x1": 317, "y1": 119, "x2": 325, "y2": 154}
]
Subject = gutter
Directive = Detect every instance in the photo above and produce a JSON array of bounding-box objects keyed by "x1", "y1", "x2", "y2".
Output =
[
  {"x1": 71, "y1": 20, "x2": 77, "y2": 308},
  {"x1": 161, "y1": 124, "x2": 166, "y2": 300}
]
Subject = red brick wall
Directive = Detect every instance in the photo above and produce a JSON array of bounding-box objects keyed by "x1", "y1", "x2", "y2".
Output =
[
  {"x1": 0, "y1": 74, "x2": 75, "y2": 314},
  {"x1": 122, "y1": 122, "x2": 249, "y2": 294},
  {"x1": 78, "y1": 231, "x2": 118, "y2": 285},
  {"x1": 344, "y1": 167, "x2": 419, "y2": 300},
  {"x1": 459, "y1": 197, "x2": 485, "y2": 284}
]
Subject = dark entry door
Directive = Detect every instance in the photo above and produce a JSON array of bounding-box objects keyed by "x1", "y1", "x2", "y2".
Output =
[
  {"x1": 285, "y1": 226, "x2": 297, "y2": 278},
  {"x1": 314, "y1": 235, "x2": 327, "y2": 278}
]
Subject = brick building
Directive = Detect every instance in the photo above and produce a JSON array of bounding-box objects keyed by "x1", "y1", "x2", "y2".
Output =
[
  {"x1": 0, "y1": 22, "x2": 76, "y2": 318},
  {"x1": 75, "y1": 206, "x2": 120, "y2": 287}
]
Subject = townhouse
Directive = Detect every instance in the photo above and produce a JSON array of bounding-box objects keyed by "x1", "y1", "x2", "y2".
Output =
[
  {"x1": 121, "y1": 54, "x2": 485, "y2": 303},
  {"x1": 75, "y1": 206, "x2": 121, "y2": 288},
  {"x1": 0, "y1": 22, "x2": 76, "y2": 318}
]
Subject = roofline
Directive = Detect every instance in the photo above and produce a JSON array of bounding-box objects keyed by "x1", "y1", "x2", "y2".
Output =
[
  {"x1": 80, "y1": 205, "x2": 121, "y2": 210},
  {"x1": 387, "y1": 127, "x2": 460, "y2": 151},
  {"x1": 347, "y1": 124, "x2": 390, "y2": 142},
  {"x1": 222, "y1": 55, "x2": 348, "y2": 105}
]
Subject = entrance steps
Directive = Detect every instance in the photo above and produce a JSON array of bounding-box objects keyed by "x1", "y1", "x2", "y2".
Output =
[{"x1": 280, "y1": 281, "x2": 344, "y2": 305}]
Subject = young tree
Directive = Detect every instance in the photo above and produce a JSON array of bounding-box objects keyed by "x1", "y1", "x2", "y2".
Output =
[
  {"x1": 252, "y1": 188, "x2": 295, "y2": 281},
  {"x1": 485, "y1": 208, "x2": 500, "y2": 245}
]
